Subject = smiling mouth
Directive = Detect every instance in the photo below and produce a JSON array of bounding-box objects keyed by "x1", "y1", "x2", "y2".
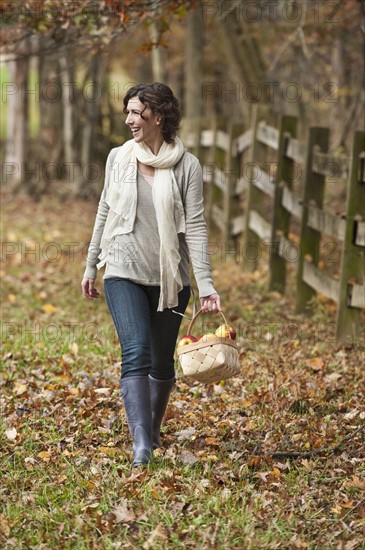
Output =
[{"x1": 131, "y1": 128, "x2": 140, "y2": 136}]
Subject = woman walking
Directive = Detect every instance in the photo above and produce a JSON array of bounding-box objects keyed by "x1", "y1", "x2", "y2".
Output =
[{"x1": 81, "y1": 83, "x2": 221, "y2": 467}]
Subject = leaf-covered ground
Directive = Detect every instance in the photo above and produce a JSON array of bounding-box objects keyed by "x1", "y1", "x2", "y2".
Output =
[{"x1": 1, "y1": 193, "x2": 364, "y2": 549}]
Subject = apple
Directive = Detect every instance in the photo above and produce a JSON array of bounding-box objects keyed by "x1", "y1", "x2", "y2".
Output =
[
  {"x1": 177, "y1": 335, "x2": 198, "y2": 347},
  {"x1": 198, "y1": 333, "x2": 216, "y2": 343},
  {"x1": 215, "y1": 324, "x2": 236, "y2": 340}
]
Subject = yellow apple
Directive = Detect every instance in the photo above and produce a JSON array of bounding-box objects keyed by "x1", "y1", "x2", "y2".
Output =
[
  {"x1": 198, "y1": 333, "x2": 216, "y2": 343},
  {"x1": 215, "y1": 324, "x2": 236, "y2": 339}
]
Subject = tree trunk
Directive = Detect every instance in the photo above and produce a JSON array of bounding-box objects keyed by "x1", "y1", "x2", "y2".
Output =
[
  {"x1": 329, "y1": 35, "x2": 364, "y2": 153},
  {"x1": 217, "y1": 7, "x2": 269, "y2": 125},
  {"x1": 3, "y1": 45, "x2": 29, "y2": 190},
  {"x1": 79, "y1": 52, "x2": 108, "y2": 196},
  {"x1": 38, "y1": 43, "x2": 63, "y2": 196},
  {"x1": 183, "y1": 2, "x2": 203, "y2": 152},
  {"x1": 149, "y1": 21, "x2": 167, "y2": 82},
  {"x1": 185, "y1": 2, "x2": 203, "y2": 120},
  {"x1": 59, "y1": 48, "x2": 84, "y2": 191},
  {"x1": 59, "y1": 51, "x2": 74, "y2": 167}
]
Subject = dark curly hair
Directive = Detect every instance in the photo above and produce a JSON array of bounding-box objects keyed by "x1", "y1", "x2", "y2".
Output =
[{"x1": 123, "y1": 82, "x2": 181, "y2": 144}]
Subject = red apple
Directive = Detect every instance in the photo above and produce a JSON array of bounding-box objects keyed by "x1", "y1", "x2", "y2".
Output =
[
  {"x1": 215, "y1": 324, "x2": 236, "y2": 339},
  {"x1": 177, "y1": 335, "x2": 198, "y2": 347}
]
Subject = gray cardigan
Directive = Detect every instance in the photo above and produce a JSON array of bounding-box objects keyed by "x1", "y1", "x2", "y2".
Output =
[{"x1": 84, "y1": 146, "x2": 217, "y2": 298}]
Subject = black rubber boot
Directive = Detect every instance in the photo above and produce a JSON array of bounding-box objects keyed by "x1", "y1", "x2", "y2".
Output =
[
  {"x1": 120, "y1": 376, "x2": 153, "y2": 467},
  {"x1": 148, "y1": 375, "x2": 175, "y2": 450}
]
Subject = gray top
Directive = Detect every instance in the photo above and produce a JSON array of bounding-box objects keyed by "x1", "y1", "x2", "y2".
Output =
[
  {"x1": 84, "y1": 148, "x2": 216, "y2": 298},
  {"x1": 104, "y1": 171, "x2": 190, "y2": 286}
]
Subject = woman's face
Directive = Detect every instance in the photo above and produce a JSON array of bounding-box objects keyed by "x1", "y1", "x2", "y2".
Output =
[{"x1": 125, "y1": 97, "x2": 162, "y2": 148}]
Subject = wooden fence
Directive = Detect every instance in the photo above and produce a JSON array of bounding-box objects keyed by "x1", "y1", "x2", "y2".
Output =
[{"x1": 182, "y1": 106, "x2": 365, "y2": 343}]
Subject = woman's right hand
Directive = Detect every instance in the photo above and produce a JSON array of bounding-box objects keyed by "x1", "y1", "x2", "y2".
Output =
[{"x1": 81, "y1": 277, "x2": 100, "y2": 300}]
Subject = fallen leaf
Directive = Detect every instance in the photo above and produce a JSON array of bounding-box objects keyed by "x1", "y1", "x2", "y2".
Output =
[
  {"x1": 81, "y1": 501, "x2": 100, "y2": 511},
  {"x1": 41, "y1": 303, "x2": 58, "y2": 315},
  {"x1": 344, "y1": 540, "x2": 362, "y2": 550},
  {"x1": 149, "y1": 487, "x2": 161, "y2": 499},
  {"x1": 56, "y1": 475, "x2": 68, "y2": 484},
  {"x1": 254, "y1": 472, "x2": 269, "y2": 482},
  {"x1": 273, "y1": 461, "x2": 289, "y2": 471},
  {"x1": 57, "y1": 374, "x2": 70, "y2": 383},
  {"x1": 344, "y1": 408, "x2": 359, "y2": 420},
  {"x1": 330, "y1": 503, "x2": 342, "y2": 515},
  {"x1": 324, "y1": 372, "x2": 342, "y2": 384},
  {"x1": 176, "y1": 428, "x2": 195, "y2": 441},
  {"x1": 306, "y1": 357, "x2": 324, "y2": 370},
  {"x1": 5, "y1": 427, "x2": 17, "y2": 441},
  {"x1": 204, "y1": 437, "x2": 220, "y2": 446},
  {"x1": 37, "y1": 451, "x2": 51, "y2": 462},
  {"x1": 7, "y1": 294, "x2": 16, "y2": 303},
  {"x1": 344, "y1": 475, "x2": 365, "y2": 490},
  {"x1": 98, "y1": 446, "x2": 116, "y2": 456},
  {"x1": 0, "y1": 514, "x2": 10, "y2": 537},
  {"x1": 94, "y1": 388, "x2": 111, "y2": 395},
  {"x1": 180, "y1": 450, "x2": 199, "y2": 465},
  {"x1": 112, "y1": 499, "x2": 136, "y2": 523},
  {"x1": 248, "y1": 455, "x2": 262, "y2": 468},
  {"x1": 301, "y1": 459, "x2": 313, "y2": 471},
  {"x1": 205, "y1": 454, "x2": 218, "y2": 461},
  {"x1": 70, "y1": 342, "x2": 79, "y2": 356},
  {"x1": 13, "y1": 382, "x2": 27, "y2": 395}
]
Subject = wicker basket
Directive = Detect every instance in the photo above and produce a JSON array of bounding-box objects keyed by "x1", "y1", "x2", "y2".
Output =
[{"x1": 176, "y1": 309, "x2": 240, "y2": 383}]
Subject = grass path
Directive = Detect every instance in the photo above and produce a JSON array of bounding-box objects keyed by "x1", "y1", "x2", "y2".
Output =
[{"x1": 1, "y1": 193, "x2": 364, "y2": 549}]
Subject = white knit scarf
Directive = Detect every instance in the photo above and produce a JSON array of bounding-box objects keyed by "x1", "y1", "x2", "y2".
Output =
[{"x1": 104, "y1": 137, "x2": 186, "y2": 311}]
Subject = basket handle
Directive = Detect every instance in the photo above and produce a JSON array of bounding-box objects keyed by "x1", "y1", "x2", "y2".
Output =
[{"x1": 186, "y1": 308, "x2": 231, "y2": 337}]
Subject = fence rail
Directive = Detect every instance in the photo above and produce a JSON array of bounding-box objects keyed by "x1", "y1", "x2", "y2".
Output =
[{"x1": 183, "y1": 107, "x2": 365, "y2": 343}]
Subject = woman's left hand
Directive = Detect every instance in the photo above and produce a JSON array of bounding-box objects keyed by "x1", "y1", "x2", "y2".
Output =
[{"x1": 200, "y1": 293, "x2": 222, "y2": 314}]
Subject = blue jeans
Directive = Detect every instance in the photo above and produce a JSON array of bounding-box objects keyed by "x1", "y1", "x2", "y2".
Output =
[{"x1": 104, "y1": 277, "x2": 191, "y2": 381}]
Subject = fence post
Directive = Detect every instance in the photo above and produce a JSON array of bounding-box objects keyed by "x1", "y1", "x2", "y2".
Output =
[
  {"x1": 295, "y1": 127, "x2": 330, "y2": 312},
  {"x1": 223, "y1": 122, "x2": 244, "y2": 248},
  {"x1": 208, "y1": 117, "x2": 230, "y2": 239},
  {"x1": 269, "y1": 115, "x2": 298, "y2": 293},
  {"x1": 336, "y1": 130, "x2": 365, "y2": 343},
  {"x1": 204, "y1": 116, "x2": 218, "y2": 233},
  {"x1": 242, "y1": 103, "x2": 271, "y2": 272},
  {"x1": 222, "y1": 121, "x2": 234, "y2": 245}
]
